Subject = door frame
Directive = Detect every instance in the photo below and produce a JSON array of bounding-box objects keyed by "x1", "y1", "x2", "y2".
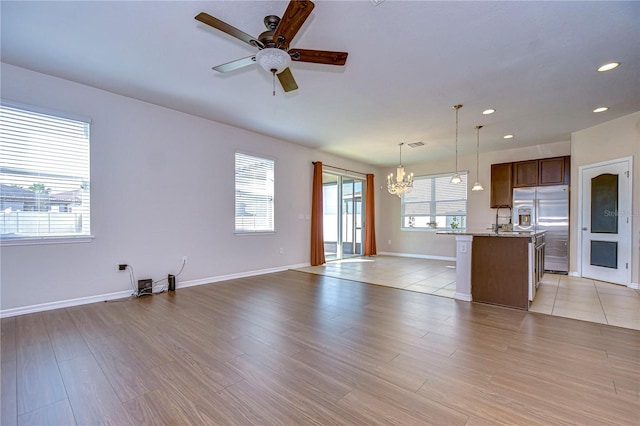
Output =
[
  {"x1": 322, "y1": 169, "x2": 366, "y2": 261},
  {"x1": 576, "y1": 156, "x2": 633, "y2": 285}
]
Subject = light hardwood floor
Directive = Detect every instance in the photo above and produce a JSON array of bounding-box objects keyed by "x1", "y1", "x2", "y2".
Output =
[
  {"x1": 1, "y1": 271, "x2": 639, "y2": 425},
  {"x1": 296, "y1": 255, "x2": 640, "y2": 330}
]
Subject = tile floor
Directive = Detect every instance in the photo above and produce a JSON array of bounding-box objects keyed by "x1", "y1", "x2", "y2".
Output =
[
  {"x1": 530, "y1": 273, "x2": 640, "y2": 330},
  {"x1": 294, "y1": 255, "x2": 640, "y2": 330}
]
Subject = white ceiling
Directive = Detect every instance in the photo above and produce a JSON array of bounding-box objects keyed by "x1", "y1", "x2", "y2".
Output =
[{"x1": 2, "y1": 1, "x2": 639, "y2": 167}]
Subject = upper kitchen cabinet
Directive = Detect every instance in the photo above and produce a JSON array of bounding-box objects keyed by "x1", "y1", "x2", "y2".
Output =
[
  {"x1": 490, "y1": 156, "x2": 570, "y2": 208},
  {"x1": 513, "y1": 160, "x2": 538, "y2": 187},
  {"x1": 513, "y1": 156, "x2": 570, "y2": 187},
  {"x1": 490, "y1": 162, "x2": 513, "y2": 208},
  {"x1": 539, "y1": 156, "x2": 570, "y2": 185}
]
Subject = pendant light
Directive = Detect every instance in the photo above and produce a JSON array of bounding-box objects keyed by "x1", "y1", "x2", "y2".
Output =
[
  {"x1": 471, "y1": 125, "x2": 484, "y2": 191},
  {"x1": 450, "y1": 104, "x2": 463, "y2": 184}
]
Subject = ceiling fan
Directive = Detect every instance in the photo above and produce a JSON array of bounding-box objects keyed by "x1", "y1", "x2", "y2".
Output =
[{"x1": 195, "y1": 0, "x2": 348, "y2": 94}]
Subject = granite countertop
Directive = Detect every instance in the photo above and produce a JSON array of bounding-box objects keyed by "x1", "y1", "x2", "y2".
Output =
[{"x1": 436, "y1": 229, "x2": 546, "y2": 238}]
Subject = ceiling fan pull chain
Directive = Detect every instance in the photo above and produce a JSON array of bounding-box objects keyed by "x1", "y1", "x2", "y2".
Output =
[{"x1": 272, "y1": 70, "x2": 276, "y2": 96}]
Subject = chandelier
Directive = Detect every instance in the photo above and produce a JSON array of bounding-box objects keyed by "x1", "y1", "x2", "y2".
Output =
[
  {"x1": 450, "y1": 104, "x2": 463, "y2": 184},
  {"x1": 387, "y1": 143, "x2": 414, "y2": 197},
  {"x1": 471, "y1": 125, "x2": 485, "y2": 191}
]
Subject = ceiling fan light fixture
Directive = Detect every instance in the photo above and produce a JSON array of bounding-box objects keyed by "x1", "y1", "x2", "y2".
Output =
[{"x1": 255, "y1": 48, "x2": 291, "y2": 74}]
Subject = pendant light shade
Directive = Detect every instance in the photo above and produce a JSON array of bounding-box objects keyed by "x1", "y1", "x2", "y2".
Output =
[
  {"x1": 472, "y1": 125, "x2": 484, "y2": 191},
  {"x1": 450, "y1": 104, "x2": 463, "y2": 184}
]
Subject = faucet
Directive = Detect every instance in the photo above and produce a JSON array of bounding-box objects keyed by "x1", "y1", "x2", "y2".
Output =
[{"x1": 494, "y1": 205, "x2": 512, "y2": 232}]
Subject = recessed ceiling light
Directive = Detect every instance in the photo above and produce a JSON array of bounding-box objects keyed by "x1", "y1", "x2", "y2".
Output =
[
  {"x1": 482, "y1": 109, "x2": 496, "y2": 115},
  {"x1": 597, "y1": 62, "x2": 620, "y2": 72},
  {"x1": 593, "y1": 107, "x2": 609, "y2": 113},
  {"x1": 503, "y1": 134, "x2": 514, "y2": 139}
]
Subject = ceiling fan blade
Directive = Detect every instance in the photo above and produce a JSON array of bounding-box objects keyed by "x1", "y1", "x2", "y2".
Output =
[
  {"x1": 273, "y1": 0, "x2": 315, "y2": 47},
  {"x1": 289, "y1": 49, "x2": 348, "y2": 66},
  {"x1": 195, "y1": 12, "x2": 259, "y2": 48},
  {"x1": 277, "y1": 68, "x2": 299, "y2": 92},
  {"x1": 213, "y1": 56, "x2": 256, "y2": 73}
]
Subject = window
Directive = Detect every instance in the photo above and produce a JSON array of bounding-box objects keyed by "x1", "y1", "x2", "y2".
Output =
[
  {"x1": 0, "y1": 101, "x2": 91, "y2": 243},
  {"x1": 401, "y1": 172, "x2": 467, "y2": 230},
  {"x1": 235, "y1": 152, "x2": 274, "y2": 233}
]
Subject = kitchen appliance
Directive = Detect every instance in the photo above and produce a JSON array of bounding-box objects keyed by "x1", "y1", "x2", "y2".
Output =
[{"x1": 513, "y1": 185, "x2": 569, "y2": 273}]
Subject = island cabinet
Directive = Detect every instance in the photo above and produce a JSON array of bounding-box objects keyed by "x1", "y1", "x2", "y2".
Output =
[{"x1": 471, "y1": 236, "x2": 530, "y2": 310}]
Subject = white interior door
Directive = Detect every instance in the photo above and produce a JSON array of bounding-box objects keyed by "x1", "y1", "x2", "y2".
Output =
[{"x1": 580, "y1": 159, "x2": 631, "y2": 285}]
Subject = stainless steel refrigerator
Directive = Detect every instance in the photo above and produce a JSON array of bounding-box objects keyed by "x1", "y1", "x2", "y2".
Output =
[{"x1": 512, "y1": 185, "x2": 569, "y2": 273}]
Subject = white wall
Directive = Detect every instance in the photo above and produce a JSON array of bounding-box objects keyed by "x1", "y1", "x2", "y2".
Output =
[
  {"x1": 571, "y1": 112, "x2": 640, "y2": 285},
  {"x1": 0, "y1": 63, "x2": 380, "y2": 313},
  {"x1": 377, "y1": 140, "x2": 570, "y2": 258}
]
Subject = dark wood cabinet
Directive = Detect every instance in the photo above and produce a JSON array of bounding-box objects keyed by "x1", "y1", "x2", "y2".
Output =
[
  {"x1": 538, "y1": 156, "x2": 569, "y2": 185},
  {"x1": 513, "y1": 160, "x2": 539, "y2": 187},
  {"x1": 490, "y1": 162, "x2": 513, "y2": 208},
  {"x1": 471, "y1": 236, "x2": 530, "y2": 310},
  {"x1": 490, "y1": 155, "x2": 570, "y2": 208}
]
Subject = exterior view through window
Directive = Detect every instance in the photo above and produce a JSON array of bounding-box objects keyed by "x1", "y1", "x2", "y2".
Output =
[
  {"x1": 235, "y1": 152, "x2": 275, "y2": 233},
  {"x1": 401, "y1": 172, "x2": 467, "y2": 230},
  {"x1": 0, "y1": 102, "x2": 91, "y2": 242},
  {"x1": 322, "y1": 172, "x2": 364, "y2": 261}
]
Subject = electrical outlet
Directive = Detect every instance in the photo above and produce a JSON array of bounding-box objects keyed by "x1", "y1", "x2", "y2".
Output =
[
  {"x1": 182, "y1": 255, "x2": 188, "y2": 264},
  {"x1": 279, "y1": 248, "x2": 284, "y2": 255},
  {"x1": 118, "y1": 264, "x2": 127, "y2": 271},
  {"x1": 388, "y1": 240, "x2": 392, "y2": 245}
]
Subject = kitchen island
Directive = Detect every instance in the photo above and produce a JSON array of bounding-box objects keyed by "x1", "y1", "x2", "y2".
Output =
[{"x1": 437, "y1": 230, "x2": 545, "y2": 310}]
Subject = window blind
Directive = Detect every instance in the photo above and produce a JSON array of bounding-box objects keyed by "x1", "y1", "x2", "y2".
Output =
[
  {"x1": 0, "y1": 102, "x2": 91, "y2": 240},
  {"x1": 401, "y1": 172, "x2": 467, "y2": 229},
  {"x1": 235, "y1": 152, "x2": 274, "y2": 233}
]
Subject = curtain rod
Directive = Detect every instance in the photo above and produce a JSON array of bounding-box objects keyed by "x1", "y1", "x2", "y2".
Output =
[{"x1": 312, "y1": 161, "x2": 367, "y2": 176}]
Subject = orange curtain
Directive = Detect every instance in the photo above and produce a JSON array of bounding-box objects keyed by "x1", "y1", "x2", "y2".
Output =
[
  {"x1": 310, "y1": 162, "x2": 325, "y2": 266},
  {"x1": 364, "y1": 173, "x2": 377, "y2": 256}
]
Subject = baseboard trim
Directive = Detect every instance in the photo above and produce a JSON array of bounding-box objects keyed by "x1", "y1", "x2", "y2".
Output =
[
  {"x1": 0, "y1": 262, "x2": 310, "y2": 318},
  {"x1": 176, "y1": 263, "x2": 309, "y2": 289},
  {"x1": 454, "y1": 292, "x2": 472, "y2": 302},
  {"x1": 0, "y1": 290, "x2": 133, "y2": 318},
  {"x1": 629, "y1": 282, "x2": 640, "y2": 290},
  {"x1": 569, "y1": 271, "x2": 580, "y2": 277},
  {"x1": 378, "y1": 251, "x2": 456, "y2": 262}
]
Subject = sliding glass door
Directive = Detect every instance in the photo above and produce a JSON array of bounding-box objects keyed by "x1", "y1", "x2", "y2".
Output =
[{"x1": 323, "y1": 172, "x2": 364, "y2": 261}]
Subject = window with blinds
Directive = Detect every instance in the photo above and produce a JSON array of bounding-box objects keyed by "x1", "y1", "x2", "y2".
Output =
[
  {"x1": 401, "y1": 172, "x2": 467, "y2": 230},
  {"x1": 235, "y1": 152, "x2": 274, "y2": 233},
  {"x1": 0, "y1": 101, "x2": 91, "y2": 242}
]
